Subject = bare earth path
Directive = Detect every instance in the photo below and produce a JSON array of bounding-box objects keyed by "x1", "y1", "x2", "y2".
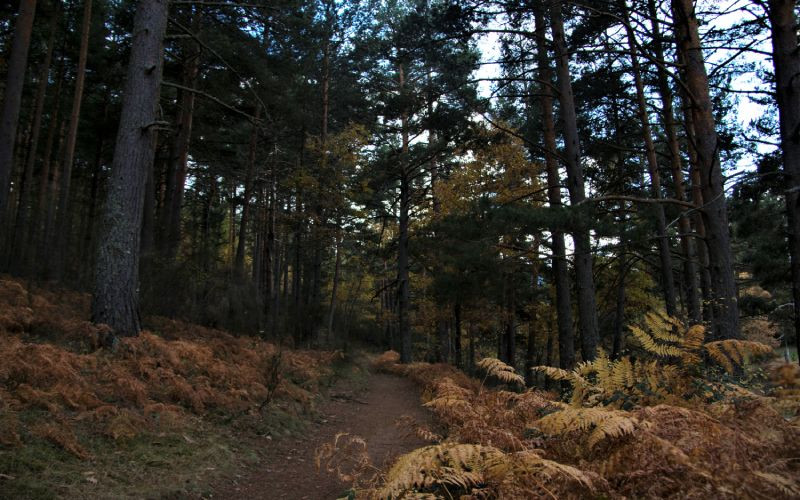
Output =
[{"x1": 208, "y1": 372, "x2": 432, "y2": 499}]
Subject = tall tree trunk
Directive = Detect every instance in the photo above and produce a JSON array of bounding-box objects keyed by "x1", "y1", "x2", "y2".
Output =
[
  {"x1": 437, "y1": 315, "x2": 450, "y2": 363},
  {"x1": 648, "y1": 0, "x2": 700, "y2": 323},
  {"x1": 55, "y1": 0, "x2": 92, "y2": 275},
  {"x1": 611, "y1": 257, "x2": 628, "y2": 359},
  {"x1": 32, "y1": 52, "x2": 65, "y2": 268},
  {"x1": 264, "y1": 167, "x2": 275, "y2": 318},
  {"x1": 235, "y1": 106, "x2": 261, "y2": 275},
  {"x1": 0, "y1": 0, "x2": 38, "y2": 237},
  {"x1": 767, "y1": 0, "x2": 800, "y2": 365},
  {"x1": 41, "y1": 120, "x2": 66, "y2": 275},
  {"x1": 11, "y1": 8, "x2": 57, "y2": 272},
  {"x1": 79, "y1": 91, "x2": 110, "y2": 284},
  {"x1": 505, "y1": 275, "x2": 516, "y2": 367},
  {"x1": 549, "y1": 0, "x2": 599, "y2": 360},
  {"x1": 543, "y1": 325, "x2": 554, "y2": 390},
  {"x1": 92, "y1": 0, "x2": 168, "y2": 340},
  {"x1": 398, "y1": 62, "x2": 412, "y2": 363},
  {"x1": 525, "y1": 243, "x2": 541, "y2": 386},
  {"x1": 453, "y1": 302, "x2": 462, "y2": 368},
  {"x1": 672, "y1": 0, "x2": 739, "y2": 339},
  {"x1": 468, "y1": 322, "x2": 476, "y2": 374},
  {"x1": 292, "y1": 197, "x2": 303, "y2": 344},
  {"x1": 533, "y1": 3, "x2": 575, "y2": 370},
  {"x1": 141, "y1": 148, "x2": 157, "y2": 257},
  {"x1": 623, "y1": 8, "x2": 678, "y2": 316},
  {"x1": 162, "y1": 10, "x2": 200, "y2": 259},
  {"x1": 683, "y1": 95, "x2": 715, "y2": 324},
  {"x1": 327, "y1": 231, "x2": 341, "y2": 341}
]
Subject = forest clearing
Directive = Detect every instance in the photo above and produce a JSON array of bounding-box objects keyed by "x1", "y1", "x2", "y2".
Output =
[{"x1": 1, "y1": 0, "x2": 800, "y2": 498}]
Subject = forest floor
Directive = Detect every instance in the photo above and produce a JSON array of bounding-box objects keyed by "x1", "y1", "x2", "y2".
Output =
[
  {"x1": 1, "y1": 275, "x2": 438, "y2": 499},
  {"x1": 207, "y1": 371, "x2": 432, "y2": 499}
]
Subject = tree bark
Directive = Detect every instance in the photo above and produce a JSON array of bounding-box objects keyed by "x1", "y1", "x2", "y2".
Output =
[
  {"x1": 92, "y1": 0, "x2": 168, "y2": 339},
  {"x1": 41, "y1": 120, "x2": 65, "y2": 271},
  {"x1": 55, "y1": 0, "x2": 92, "y2": 275},
  {"x1": 683, "y1": 93, "x2": 715, "y2": 324},
  {"x1": 767, "y1": 0, "x2": 800, "y2": 365},
  {"x1": 611, "y1": 259, "x2": 628, "y2": 359},
  {"x1": 672, "y1": 0, "x2": 739, "y2": 338},
  {"x1": 0, "y1": 0, "x2": 38, "y2": 235},
  {"x1": 11, "y1": 8, "x2": 57, "y2": 271},
  {"x1": 32, "y1": 52, "x2": 65, "y2": 269},
  {"x1": 533, "y1": 2, "x2": 575, "y2": 370},
  {"x1": 505, "y1": 275, "x2": 516, "y2": 367},
  {"x1": 235, "y1": 106, "x2": 261, "y2": 275},
  {"x1": 549, "y1": 0, "x2": 599, "y2": 360},
  {"x1": 623, "y1": 8, "x2": 678, "y2": 316},
  {"x1": 648, "y1": 0, "x2": 700, "y2": 323},
  {"x1": 161, "y1": 9, "x2": 200, "y2": 259},
  {"x1": 453, "y1": 302, "x2": 462, "y2": 368},
  {"x1": 398, "y1": 62, "x2": 412, "y2": 363},
  {"x1": 525, "y1": 244, "x2": 541, "y2": 386},
  {"x1": 292, "y1": 196, "x2": 303, "y2": 344},
  {"x1": 468, "y1": 322, "x2": 476, "y2": 373}
]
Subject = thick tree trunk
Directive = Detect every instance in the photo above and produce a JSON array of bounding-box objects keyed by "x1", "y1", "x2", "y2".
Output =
[
  {"x1": 549, "y1": 1, "x2": 599, "y2": 360},
  {"x1": 398, "y1": 62, "x2": 412, "y2": 363},
  {"x1": 92, "y1": 0, "x2": 168, "y2": 339},
  {"x1": 534, "y1": 3, "x2": 575, "y2": 370},
  {"x1": 767, "y1": 0, "x2": 800, "y2": 365},
  {"x1": 623, "y1": 11, "x2": 678, "y2": 316},
  {"x1": 11, "y1": 9, "x2": 57, "y2": 271},
  {"x1": 672, "y1": 0, "x2": 739, "y2": 339},
  {"x1": 648, "y1": 0, "x2": 700, "y2": 323},
  {"x1": 55, "y1": 0, "x2": 92, "y2": 274},
  {"x1": 0, "y1": 0, "x2": 38, "y2": 235}
]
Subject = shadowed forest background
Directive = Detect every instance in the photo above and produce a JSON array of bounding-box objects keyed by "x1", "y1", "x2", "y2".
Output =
[{"x1": 0, "y1": 0, "x2": 799, "y2": 498}]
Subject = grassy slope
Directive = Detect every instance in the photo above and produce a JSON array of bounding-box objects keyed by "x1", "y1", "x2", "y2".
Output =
[{"x1": 0, "y1": 276, "x2": 353, "y2": 499}]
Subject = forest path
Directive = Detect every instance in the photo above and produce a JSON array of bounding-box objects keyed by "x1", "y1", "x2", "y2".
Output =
[{"x1": 207, "y1": 372, "x2": 431, "y2": 499}]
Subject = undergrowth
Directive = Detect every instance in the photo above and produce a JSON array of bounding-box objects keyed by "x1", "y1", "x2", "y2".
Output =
[
  {"x1": 0, "y1": 277, "x2": 343, "y2": 498},
  {"x1": 324, "y1": 312, "x2": 800, "y2": 499}
]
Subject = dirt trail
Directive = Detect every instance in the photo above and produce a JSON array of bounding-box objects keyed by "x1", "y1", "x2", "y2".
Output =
[{"x1": 208, "y1": 372, "x2": 432, "y2": 499}]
